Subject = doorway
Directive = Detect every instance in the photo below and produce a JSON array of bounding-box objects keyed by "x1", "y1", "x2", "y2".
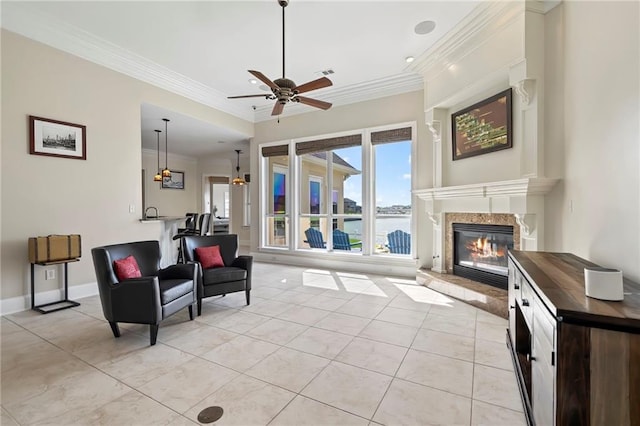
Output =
[{"x1": 203, "y1": 176, "x2": 230, "y2": 234}]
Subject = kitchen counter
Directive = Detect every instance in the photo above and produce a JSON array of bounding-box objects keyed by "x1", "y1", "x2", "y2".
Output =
[
  {"x1": 138, "y1": 216, "x2": 187, "y2": 267},
  {"x1": 139, "y1": 216, "x2": 184, "y2": 223}
]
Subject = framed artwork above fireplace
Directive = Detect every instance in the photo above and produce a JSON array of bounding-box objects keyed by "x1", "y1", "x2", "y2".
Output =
[{"x1": 451, "y1": 88, "x2": 512, "y2": 161}]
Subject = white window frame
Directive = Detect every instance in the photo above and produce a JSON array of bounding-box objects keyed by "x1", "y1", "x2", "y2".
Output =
[{"x1": 258, "y1": 122, "x2": 415, "y2": 257}]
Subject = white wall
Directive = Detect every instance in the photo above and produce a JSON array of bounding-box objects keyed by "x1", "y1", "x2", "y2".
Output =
[
  {"x1": 0, "y1": 30, "x2": 253, "y2": 307},
  {"x1": 421, "y1": 4, "x2": 527, "y2": 187},
  {"x1": 544, "y1": 2, "x2": 640, "y2": 282}
]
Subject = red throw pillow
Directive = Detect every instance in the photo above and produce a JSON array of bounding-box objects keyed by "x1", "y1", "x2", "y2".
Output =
[
  {"x1": 195, "y1": 245, "x2": 225, "y2": 269},
  {"x1": 113, "y1": 255, "x2": 142, "y2": 281}
]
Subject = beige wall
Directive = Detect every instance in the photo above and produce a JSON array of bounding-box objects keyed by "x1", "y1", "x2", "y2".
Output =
[
  {"x1": 544, "y1": 2, "x2": 640, "y2": 282},
  {"x1": 0, "y1": 30, "x2": 252, "y2": 305},
  {"x1": 142, "y1": 150, "x2": 198, "y2": 217}
]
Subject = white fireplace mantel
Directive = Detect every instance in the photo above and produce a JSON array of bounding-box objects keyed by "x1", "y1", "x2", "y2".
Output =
[
  {"x1": 414, "y1": 177, "x2": 558, "y2": 273},
  {"x1": 414, "y1": 177, "x2": 558, "y2": 201}
]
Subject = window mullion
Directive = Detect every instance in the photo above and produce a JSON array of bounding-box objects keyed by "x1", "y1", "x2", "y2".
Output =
[
  {"x1": 362, "y1": 130, "x2": 373, "y2": 256},
  {"x1": 326, "y1": 150, "x2": 333, "y2": 251},
  {"x1": 290, "y1": 139, "x2": 298, "y2": 252}
]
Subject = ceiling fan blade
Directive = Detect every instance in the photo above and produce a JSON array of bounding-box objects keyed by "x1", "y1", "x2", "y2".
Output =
[
  {"x1": 227, "y1": 94, "x2": 271, "y2": 99},
  {"x1": 249, "y1": 70, "x2": 280, "y2": 91},
  {"x1": 296, "y1": 96, "x2": 332, "y2": 110},
  {"x1": 271, "y1": 102, "x2": 285, "y2": 116},
  {"x1": 294, "y1": 77, "x2": 333, "y2": 94}
]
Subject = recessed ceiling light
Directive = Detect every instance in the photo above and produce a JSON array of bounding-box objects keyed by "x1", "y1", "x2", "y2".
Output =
[
  {"x1": 249, "y1": 79, "x2": 258, "y2": 84},
  {"x1": 405, "y1": 56, "x2": 415, "y2": 63},
  {"x1": 415, "y1": 20, "x2": 436, "y2": 35},
  {"x1": 259, "y1": 84, "x2": 270, "y2": 92}
]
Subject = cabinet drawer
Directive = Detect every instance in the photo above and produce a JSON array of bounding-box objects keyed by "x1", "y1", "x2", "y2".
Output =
[
  {"x1": 520, "y1": 279, "x2": 534, "y2": 329},
  {"x1": 509, "y1": 264, "x2": 522, "y2": 297}
]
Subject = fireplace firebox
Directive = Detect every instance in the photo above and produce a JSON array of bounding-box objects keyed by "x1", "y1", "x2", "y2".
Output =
[{"x1": 452, "y1": 223, "x2": 514, "y2": 289}]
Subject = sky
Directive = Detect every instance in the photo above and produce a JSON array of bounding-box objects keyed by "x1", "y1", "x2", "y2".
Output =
[{"x1": 336, "y1": 140, "x2": 411, "y2": 207}]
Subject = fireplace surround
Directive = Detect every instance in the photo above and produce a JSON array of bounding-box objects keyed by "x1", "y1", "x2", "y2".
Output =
[
  {"x1": 415, "y1": 178, "x2": 557, "y2": 276},
  {"x1": 452, "y1": 222, "x2": 514, "y2": 289}
]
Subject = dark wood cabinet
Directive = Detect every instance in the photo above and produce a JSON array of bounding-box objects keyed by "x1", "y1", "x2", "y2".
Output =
[{"x1": 507, "y1": 250, "x2": 640, "y2": 426}]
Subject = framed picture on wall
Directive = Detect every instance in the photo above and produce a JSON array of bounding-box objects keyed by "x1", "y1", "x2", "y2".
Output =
[
  {"x1": 162, "y1": 170, "x2": 185, "y2": 189},
  {"x1": 451, "y1": 88, "x2": 512, "y2": 161},
  {"x1": 29, "y1": 115, "x2": 87, "y2": 160}
]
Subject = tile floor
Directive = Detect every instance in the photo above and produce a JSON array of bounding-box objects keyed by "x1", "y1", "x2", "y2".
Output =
[{"x1": 1, "y1": 262, "x2": 525, "y2": 425}]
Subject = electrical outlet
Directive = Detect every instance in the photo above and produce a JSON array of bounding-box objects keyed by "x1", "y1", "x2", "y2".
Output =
[
  {"x1": 129, "y1": 204, "x2": 135, "y2": 214},
  {"x1": 45, "y1": 269, "x2": 56, "y2": 280}
]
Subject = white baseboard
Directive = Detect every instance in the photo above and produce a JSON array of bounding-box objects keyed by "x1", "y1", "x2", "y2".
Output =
[{"x1": 0, "y1": 281, "x2": 99, "y2": 316}]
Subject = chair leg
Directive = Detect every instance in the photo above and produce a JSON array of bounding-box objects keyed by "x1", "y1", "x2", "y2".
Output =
[
  {"x1": 109, "y1": 322, "x2": 120, "y2": 338},
  {"x1": 197, "y1": 299, "x2": 202, "y2": 316},
  {"x1": 246, "y1": 289, "x2": 251, "y2": 305},
  {"x1": 188, "y1": 304, "x2": 195, "y2": 321},
  {"x1": 150, "y1": 324, "x2": 159, "y2": 346}
]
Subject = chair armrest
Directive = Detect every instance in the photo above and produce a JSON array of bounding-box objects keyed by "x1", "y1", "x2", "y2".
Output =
[
  {"x1": 231, "y1": 255, "x2": 253, "y2": 271},
  {"x1": 231, "y1": 255, "x2": 253, "y2": 290},
  {"x1": 110, "y1": 276, "x2": 162, "y2": 324},
  {"x1": 180, "y1": 260, "x2": 203, "y2": 300},
  {"x1": 158, "y1": 263, "x2": 197, "y2": 281}
]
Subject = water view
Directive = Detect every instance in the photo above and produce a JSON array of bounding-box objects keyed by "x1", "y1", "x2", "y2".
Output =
[{"x1": 343, "y1": 216, "x2": 411, "y2": 245}]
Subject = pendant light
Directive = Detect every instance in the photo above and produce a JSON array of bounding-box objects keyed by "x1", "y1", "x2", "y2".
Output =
[
  {"x1": 153, "y1": 129, "x2": 162, "y2": 182},
  {"x1": 162, "y1": 118, "x2": 171, "y2": 178},
  {"x1": 232, "y1": 149, "x2": 246, "y2": 185}
]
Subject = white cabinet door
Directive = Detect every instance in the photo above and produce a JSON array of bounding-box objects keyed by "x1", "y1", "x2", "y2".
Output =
[{"x1": 531, "y1": 296, "x2": 556, "y2": 426}]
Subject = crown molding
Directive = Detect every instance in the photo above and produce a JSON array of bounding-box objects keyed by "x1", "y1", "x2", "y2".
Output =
[
  {"x1": 408, "y1": 1, "x2": 523, "y2": 80},
  {"x1": 2, "y1": 3, "x2": 425, "y2": 125},
  {"x1": 1, "y1": 3, "x2": 255, "y2": 122},
  {"x1": 253, "y1": 73, "x2": 424, "y2": 122}
]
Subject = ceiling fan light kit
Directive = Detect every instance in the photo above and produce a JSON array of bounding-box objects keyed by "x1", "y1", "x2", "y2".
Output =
[{"x1": 228, "y1": 0, "x2": 333, "y2": 116}]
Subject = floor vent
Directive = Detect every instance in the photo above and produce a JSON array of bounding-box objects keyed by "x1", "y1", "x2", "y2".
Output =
[{"x1": 197, "y1": 406, "x2": 224, "y2": 423}]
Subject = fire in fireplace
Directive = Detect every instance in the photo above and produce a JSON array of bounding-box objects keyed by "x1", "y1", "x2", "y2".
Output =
[{"x1": 452, "y1": 223, "x2": 514, "y2": 289}]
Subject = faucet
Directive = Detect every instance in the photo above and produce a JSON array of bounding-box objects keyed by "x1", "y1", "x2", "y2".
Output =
[{"x1": 145, "y1": 206, "x2": 158, "y2": 219}]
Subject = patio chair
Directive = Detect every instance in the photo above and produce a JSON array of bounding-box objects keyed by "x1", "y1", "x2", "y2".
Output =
[
  {"x1": 387, "y1": 229, "x2": 411, "y2": 254},
  {"x1": 333, "y1": 229, "x2": 361, "y2": 251},
  {"x1": 304, "y1": 228, "x2": 326, "y2": 248}
]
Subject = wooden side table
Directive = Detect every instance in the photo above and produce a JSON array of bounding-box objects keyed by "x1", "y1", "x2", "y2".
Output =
[{"x1": 30, "y1": 258, "x2": 81, "y2": 314}]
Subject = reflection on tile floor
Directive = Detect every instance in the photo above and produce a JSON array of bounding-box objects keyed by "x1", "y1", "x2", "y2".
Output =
[{"x1": 1, "y1": 262, "x2": 525, "y2": 425}]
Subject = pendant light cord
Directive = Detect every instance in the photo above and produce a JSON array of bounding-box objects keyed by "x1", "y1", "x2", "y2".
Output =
[
  {"x1": 282, "y1": 4, "x2": 285, "y2": 78},
  {"x1": 156, "y1": 130, "x2": 161, "y2": 172},
  {"x1": 164, "y1": 119, "x2": 169, "y2": 170}
]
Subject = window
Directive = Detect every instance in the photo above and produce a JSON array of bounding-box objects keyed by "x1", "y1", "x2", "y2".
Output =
[
  {"x1": 262, "y1": 144, "x2": 289, "y2": 248},
  {"x1": 309, "y1": 176, "x2": 322, "y2": 214},
  {"x1": 260, "y1": 124, "x2": 413, "y2": 256},
  {"x1": 372, "y1": 127, "x2": 412, "y2": 255},
  {"x1": 296, "y1": 134, "x2": 362, "y2": 252},
  {"x1": 243, "y1": 184, "x2": 251, "y2": 227}
]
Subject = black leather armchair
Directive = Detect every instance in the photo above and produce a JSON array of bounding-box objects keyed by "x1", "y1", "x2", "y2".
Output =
[
  {"x1": 181, "y1": 234, "x2": 252, "y2": 315},
  {"x1": 91, "y1": 240, "x2": 197, "y2": 345}
]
